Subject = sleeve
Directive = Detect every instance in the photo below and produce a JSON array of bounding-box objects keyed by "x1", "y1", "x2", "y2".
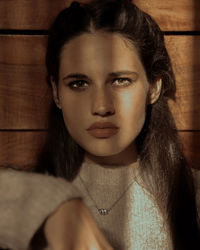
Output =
[{"x1": 0, "y1": 169, "x2": 82, "y2": 250}]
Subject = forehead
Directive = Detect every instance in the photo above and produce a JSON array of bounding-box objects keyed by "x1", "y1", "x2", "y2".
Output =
[{"x1": 59, "y1": 31, "x2": 143, "y2": 74}]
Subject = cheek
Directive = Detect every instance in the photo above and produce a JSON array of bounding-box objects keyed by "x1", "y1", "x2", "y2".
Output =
[
  {"x1": 118, "y1": 87, "x2": 148, "y2": 132},
  {"x1": 59, "y1": 95, "x2": 87, "y2": 132}
]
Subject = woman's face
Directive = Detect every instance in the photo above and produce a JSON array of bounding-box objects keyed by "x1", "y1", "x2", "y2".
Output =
[{"x1": 53, "y1": 31, "x2": 153, "y2": 165}]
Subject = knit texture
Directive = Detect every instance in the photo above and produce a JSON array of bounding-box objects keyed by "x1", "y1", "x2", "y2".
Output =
[
  {"x1": 0, "y1": 164, "x2": 199, "y2": 250},
  {"x1": 74, "y1": 161, "x2": 172, "y2": 249},
  {"x1": 0, "y1": 170, "x2": 81, "y2": 250}
]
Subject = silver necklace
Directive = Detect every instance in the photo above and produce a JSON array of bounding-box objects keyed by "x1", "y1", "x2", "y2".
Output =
[{"x1": 79, "y1": 175, "x2": 136, "y2": 216}]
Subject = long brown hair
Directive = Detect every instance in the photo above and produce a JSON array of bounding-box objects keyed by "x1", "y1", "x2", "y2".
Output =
[{"x1": 36, "y1": 0, "x2": 200, "y2": 248}]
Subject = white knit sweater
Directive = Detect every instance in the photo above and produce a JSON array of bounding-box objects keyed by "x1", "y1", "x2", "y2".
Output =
[{"x1": 0, "y1": 163, "x2": 199, "y2": 250}]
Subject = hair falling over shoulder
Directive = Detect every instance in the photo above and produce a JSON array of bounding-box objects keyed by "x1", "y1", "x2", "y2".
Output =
[{"x1": 35, "y1": 0, "x2": 200, "y2": 248}]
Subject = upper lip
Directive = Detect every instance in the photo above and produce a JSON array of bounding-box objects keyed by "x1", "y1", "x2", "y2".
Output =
[{"x1": 87, "y1": 122, "x2": 119, "y2": 130}]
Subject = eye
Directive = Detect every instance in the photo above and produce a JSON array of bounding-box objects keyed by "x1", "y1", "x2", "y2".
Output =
[
  {"x1": 68, "y1": 80, "x2": 89, "y2": 90},
  {"x1": 112, "y1": 78, "x2": 133, "y2": 87}
]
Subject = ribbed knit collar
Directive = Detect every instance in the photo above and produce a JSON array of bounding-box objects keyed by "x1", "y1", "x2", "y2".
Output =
[{"x1": 78, "y1": 160, "x2": 139, "y2": 186}]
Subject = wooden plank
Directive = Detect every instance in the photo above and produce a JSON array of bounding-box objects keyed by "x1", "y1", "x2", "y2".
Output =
[
  {"x1": 0, "y1": 131, "x2": 47, "y2": 170},
  {"x1": 0, "y1": 35, "x2": 52, "y2": 129},
  {"x1": 0, "y1": 35, "x2": 200, "y2": 130},
  {"x1": 179, "y1": 132, "x2": 200, "y2": 169},
  {"x1": 0, "y1": 131, "x2": 199, "y2": 170},
  {"x1": 0, "y1": 0, "x2": 199, "y2": 31},
  {"x1": 134, "y1": 0, "x2": 200, "y2": 31},
  {"x1": 166, "y1": 36, "x2": 200, "y2": 130}
]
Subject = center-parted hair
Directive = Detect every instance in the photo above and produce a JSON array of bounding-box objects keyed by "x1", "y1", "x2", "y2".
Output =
[{"x1": 36, "y1": 1, "x2": 200, "y2": 249}]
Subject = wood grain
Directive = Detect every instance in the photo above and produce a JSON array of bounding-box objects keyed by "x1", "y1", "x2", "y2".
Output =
[
  {"x1": 0, "y1": 131, "x2": 199, "y2": 169},
  {"x1": 0, "y1": 131, "x2": 47, "y2": 169},
  {"x1": 0, "y1": 35, "x2": 199, "y2": 130},
  {"x1": 134, "y1": 0, "x2": 200, "y2": 31},
  {"x1": 0, "y1": 0, "x2": 199, "y2": 31},
  {"x1": 179, "y1": 132, "x2": 200, "y2": 169},
  {"x1": 0, "y1": 36, "x2": 52, "y2": 129},
  {"x1": 166, "y1": 35, "x2": 200, "y2": 130}
]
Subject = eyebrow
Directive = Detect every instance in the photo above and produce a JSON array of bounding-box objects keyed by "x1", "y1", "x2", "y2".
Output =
[{"x1": 62, "y1": 70, "x2": 138, "y2": 81}]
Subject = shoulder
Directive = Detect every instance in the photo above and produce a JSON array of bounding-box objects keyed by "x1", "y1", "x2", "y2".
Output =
[{"x1": 191, "y1": 168, "x2": 200, "y2": 213}]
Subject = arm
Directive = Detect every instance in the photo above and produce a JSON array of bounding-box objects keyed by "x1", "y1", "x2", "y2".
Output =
[{"x1": 0, "y1": 169, "x2": 81, "y2": 250}]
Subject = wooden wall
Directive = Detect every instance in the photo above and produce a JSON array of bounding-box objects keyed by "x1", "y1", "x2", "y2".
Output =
[{"x1": 0, "y1": 0, "x2": 200, "y2": 169}]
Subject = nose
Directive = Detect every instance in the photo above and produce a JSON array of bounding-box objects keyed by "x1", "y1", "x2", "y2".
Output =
[{"x1": 91, "y1": 87, "x2": 115, "y2": 117}]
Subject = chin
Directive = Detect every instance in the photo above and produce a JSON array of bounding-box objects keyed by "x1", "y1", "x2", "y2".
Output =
[
  {"x1": 87, "y1": 151, "x2": 118, "y2": 157},
  {"x1": 84, "y1": 144, "x2": 124, "y2": 157}
]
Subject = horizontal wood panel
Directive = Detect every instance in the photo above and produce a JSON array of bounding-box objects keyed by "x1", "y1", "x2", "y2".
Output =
[
  {"x1": 0, "y1": 132, "x2": 47, "y2": 170},
  {"x1": 135, "y1": 0, "x2": 200, "y2": 31},
  {"x1": 0, "y1": 0, "x2": 199, "y2": 31},
  {"x1": 0, "y1": 131, "x2": 199, "y2": 170},
  {"x1": 179, "y1": 132, "x2": 200, "y2": 169},
  {"x1": 0, "y1": 35, "x2": 200, "y2": 130},
  {"x1": 166, "y1": 35, "x2": 200, "y2": 130},
  {"x1": 0, "y1": 36, "x2": 52, "y2": 129}
]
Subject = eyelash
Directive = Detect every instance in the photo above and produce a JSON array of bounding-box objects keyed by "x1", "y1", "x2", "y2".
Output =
[
  {"x1": 68, "y1": 80, "x2": 89, "y2": 90},
  {"x1": 67, "y1": 78, "x2": 134, "y2": 90},
  {"x1": 113, "y1": 78, "x2": 133, "y2": 87}
]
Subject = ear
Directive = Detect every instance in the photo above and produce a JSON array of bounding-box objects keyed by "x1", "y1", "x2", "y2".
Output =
[
  {"x1": 51, "y1": 78, "x2": 62, "y2": 109},
  {"x1": 148, "y1": 77, "x2": 162, "y2": 104}
]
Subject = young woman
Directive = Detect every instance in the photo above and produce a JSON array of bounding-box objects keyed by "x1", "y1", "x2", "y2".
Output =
[{"x1": 0, "y1": 0, "x2": 200, "y2": 249}]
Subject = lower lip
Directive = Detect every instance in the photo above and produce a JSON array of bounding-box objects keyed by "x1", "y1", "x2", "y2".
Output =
[{"x1": 87, "y1": 128, "x2": 119, "y2": 138}]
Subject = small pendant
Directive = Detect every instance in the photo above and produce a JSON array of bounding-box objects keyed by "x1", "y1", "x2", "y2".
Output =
[{"x1": 98, "y1": 209, "x2": 109, "y2": 215}]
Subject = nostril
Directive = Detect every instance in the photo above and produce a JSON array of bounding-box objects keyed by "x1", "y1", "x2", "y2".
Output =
[
  {"x1": 91, "y1": 90, "x2": 115, "y2": 116},
  {"x1": 93, "y1": 109, "x2": 115, "y2": 117}
]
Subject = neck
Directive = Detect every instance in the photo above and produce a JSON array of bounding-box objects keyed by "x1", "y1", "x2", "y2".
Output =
[{"x1": 84, "y1": 142, "x2": 138, "y2": 166}]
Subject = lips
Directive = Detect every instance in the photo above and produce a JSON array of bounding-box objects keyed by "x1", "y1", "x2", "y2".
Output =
[
  {"x1": 86, "y1": 122, "x2": 119, "y2": 138},
  {"x1": 87, "y1": 122, "x2": 119, "y2": 130}
]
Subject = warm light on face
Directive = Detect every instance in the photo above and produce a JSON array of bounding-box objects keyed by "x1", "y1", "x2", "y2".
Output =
[{"x1": 53, "y1": 31, "x2": 150, "y2": 165}]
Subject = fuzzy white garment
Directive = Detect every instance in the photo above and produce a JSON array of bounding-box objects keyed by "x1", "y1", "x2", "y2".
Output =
[
  {"x1": 0, "y1": 164, "x2": 199, "y2": 250},
  {"x1": 73, "y1": 161, "x2": 173, "y2": 250}
]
